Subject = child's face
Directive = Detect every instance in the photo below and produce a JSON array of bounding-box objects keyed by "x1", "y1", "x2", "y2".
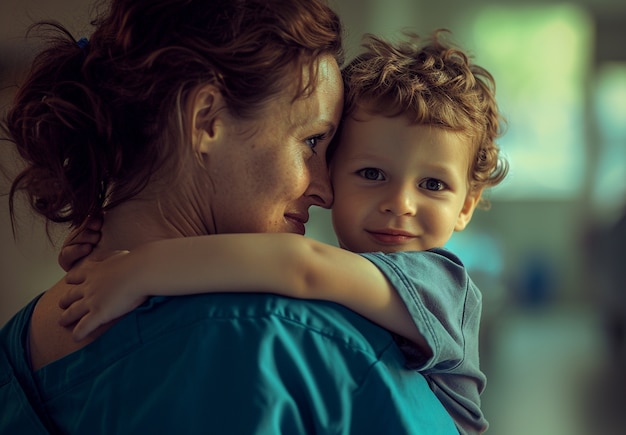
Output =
[{"x1": 330, "y1": 110, "x2": 481, "y2": 253}]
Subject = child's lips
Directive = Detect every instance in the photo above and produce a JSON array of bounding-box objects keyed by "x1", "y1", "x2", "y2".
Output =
[{"x1": 366, "y1": 229, "x2": 417, "y2": 244}]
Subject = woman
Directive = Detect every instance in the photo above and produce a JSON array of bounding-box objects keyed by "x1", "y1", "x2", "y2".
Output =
[{"x1": 0, "y1": 0, "x2": 458, "y2": 433}]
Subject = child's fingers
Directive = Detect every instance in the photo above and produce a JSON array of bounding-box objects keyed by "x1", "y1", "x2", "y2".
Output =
[
  {"x1": 58, "y1": 300, "x2": 89, "y2": 327},
  {"x1": 58, "y1": 244, "x2": 94, "y2": 272},
  {"x1": 68, "y1": 228, "x2": 102, "y2": 246},
  {"x1": 72, "y1": 315, "x2": 99, "y2": 342},
  {"x1": 59, "y1": 286, "x2": 84, "y2": 309},
  {"x1": 58, "y1": 220, "x2": 103, "y2": 271},
  {"x1": 65, "y1": 269, "x2": 87, "y2": 286}
]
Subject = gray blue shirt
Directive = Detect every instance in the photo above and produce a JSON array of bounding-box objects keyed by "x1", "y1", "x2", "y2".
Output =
[{"x1": 361, "y1": 248, "x2": 487, "y2": 435}]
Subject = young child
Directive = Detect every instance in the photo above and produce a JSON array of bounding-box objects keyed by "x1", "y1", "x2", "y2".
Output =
[{"x1": 59, "y1": 30, "x2": 508, "y2": 434}]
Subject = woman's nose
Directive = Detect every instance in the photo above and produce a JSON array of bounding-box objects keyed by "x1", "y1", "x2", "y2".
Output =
[{"x1": 306, "y1": 157, "x2": 334, "y2": 208}]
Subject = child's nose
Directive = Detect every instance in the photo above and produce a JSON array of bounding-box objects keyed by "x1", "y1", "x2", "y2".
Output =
[{"x1": 380, "y1": 184, "x2": 418, "y2": 216}]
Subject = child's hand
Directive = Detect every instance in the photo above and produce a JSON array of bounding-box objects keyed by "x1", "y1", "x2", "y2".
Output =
[
  {"x1": 58, "y1": 216, "x2": 103, "y2": 271},
  {"x1": 59, "y1": 251, "x2": 147, "y2": 341}
]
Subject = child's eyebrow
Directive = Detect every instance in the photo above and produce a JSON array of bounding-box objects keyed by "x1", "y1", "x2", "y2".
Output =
[
  {"x1": 346, "y1": 155, "x2": 390, "y2": 167},
  {"x1": 418, "y1": 163, "x2": 466, "y2": 180}
]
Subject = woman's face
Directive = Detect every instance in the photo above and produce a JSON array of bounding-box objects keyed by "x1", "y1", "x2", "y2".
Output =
[{"x1": 205, "y1": 54, "x2": 343, "y2": 235}]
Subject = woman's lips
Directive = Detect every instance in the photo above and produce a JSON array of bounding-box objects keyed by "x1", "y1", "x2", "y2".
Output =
[{"x1": 285, "y1": 213, "x2": 308, "y2": 235}]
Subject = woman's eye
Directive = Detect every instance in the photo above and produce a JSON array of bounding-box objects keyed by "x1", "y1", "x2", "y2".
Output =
[
  {"x1": 419, "y1": 178, "x2": 446, "y2": 191},
  {"x1": 305, "y1": 134, "x2": 327, "y2": 154},
  {"x1": 357, "y1": 168, "x2": 384, "y2": 181}
]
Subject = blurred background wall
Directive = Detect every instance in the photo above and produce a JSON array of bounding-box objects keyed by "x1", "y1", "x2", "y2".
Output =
[{"x1": 1, "y1": 0, "x2": 625, "y2": 434}]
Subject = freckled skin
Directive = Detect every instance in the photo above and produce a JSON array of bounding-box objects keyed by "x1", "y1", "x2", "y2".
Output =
[{"x1": 206, "y1": 54, "x2": 344, "y2": 235}]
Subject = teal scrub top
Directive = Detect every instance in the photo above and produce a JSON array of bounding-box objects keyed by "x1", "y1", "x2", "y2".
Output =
[{"x1": 1, "y1": 292, "x2": 458, "y2": 434}]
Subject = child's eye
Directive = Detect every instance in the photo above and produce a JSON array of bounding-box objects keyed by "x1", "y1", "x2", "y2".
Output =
[
  {"x1": 419, "y1": 178, "x2": 446, "y2": 191},
  {"x1": 357, "y1": 168, "x2": 384, "y2": 181}
]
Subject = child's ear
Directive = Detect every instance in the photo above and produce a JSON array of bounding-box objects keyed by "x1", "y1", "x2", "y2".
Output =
[
  {"x1": 454, "y1": 189, "x2": 483, "y2": 232},
  {"x1": 189, "y1": 85, "x2": 226, "y2": 155}
]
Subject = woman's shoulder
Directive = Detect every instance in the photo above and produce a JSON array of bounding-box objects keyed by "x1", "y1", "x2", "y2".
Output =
[
  {"x1": 137, "y1": 293, "x2": 396, "y2": 356},
  {"x1": 28, "y1": 281, "x2": 108, "y2": 370},
  {"x1": 20, "y1": 290, "x2": 396, "y2": 375},
  {"x1": 26, "y1": 292, "x2": 400, "y2": 399}
]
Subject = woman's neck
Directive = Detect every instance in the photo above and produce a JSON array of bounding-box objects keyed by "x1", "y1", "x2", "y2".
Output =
[{"x1": 93, "y1": 193, "x2": 214, "y2": 258}]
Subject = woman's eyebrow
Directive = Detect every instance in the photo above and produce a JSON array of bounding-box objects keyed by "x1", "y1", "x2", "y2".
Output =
[{"x1": 321, "y1": 121, "x2": 337, "y2": 136}]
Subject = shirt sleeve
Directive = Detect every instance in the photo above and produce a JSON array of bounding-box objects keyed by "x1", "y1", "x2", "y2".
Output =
[{"x1": 360, "y1": 248, "x2": 488, "y2": 434}]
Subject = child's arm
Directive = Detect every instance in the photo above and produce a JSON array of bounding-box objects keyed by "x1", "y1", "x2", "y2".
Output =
[
  {"x1": 59, "y1": 233, "x2": 430, "y2": 354},
  {"x1": 58, "y1": 216, "x2": 103, "y2": 271}
]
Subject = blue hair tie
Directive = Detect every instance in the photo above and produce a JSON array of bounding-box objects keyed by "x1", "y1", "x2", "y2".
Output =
[{"x1": 77, "y1": 37, "x2": 89, "y2": 49}]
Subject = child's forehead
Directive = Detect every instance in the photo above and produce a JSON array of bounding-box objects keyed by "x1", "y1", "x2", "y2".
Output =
[
  {"x1": 347, "y1": 105, "x2": 403, "y2": 124},
  {"x1": 347, "y1": 107, "x2": 430, "y2": 131},
  {"x1": 340, "y1": 113, "x2": 476, "y2": 163},
  {"x1": 345, "y1": 111, "x2": 469, "y2": 143}
]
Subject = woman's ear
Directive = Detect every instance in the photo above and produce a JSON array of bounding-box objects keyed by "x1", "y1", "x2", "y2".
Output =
[
  {"x1": 190, "y1": 85, "x2": 225, "y2": 155},
  {"x1": 454, "y1": 188, "x2": 483, "y2": 232}
]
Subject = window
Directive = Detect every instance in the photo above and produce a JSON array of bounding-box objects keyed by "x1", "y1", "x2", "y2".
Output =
[
  {"x1": 591, "y1": 63, "x2": 626, "y2": 213},
  {"x1": 467, "y1": 5, "x2": 593, "y2": 200}
]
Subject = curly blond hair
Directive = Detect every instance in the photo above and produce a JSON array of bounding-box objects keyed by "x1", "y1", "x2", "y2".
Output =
[{"x1": 333, "y1": 30, "x2": 508, "y2": 206}]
